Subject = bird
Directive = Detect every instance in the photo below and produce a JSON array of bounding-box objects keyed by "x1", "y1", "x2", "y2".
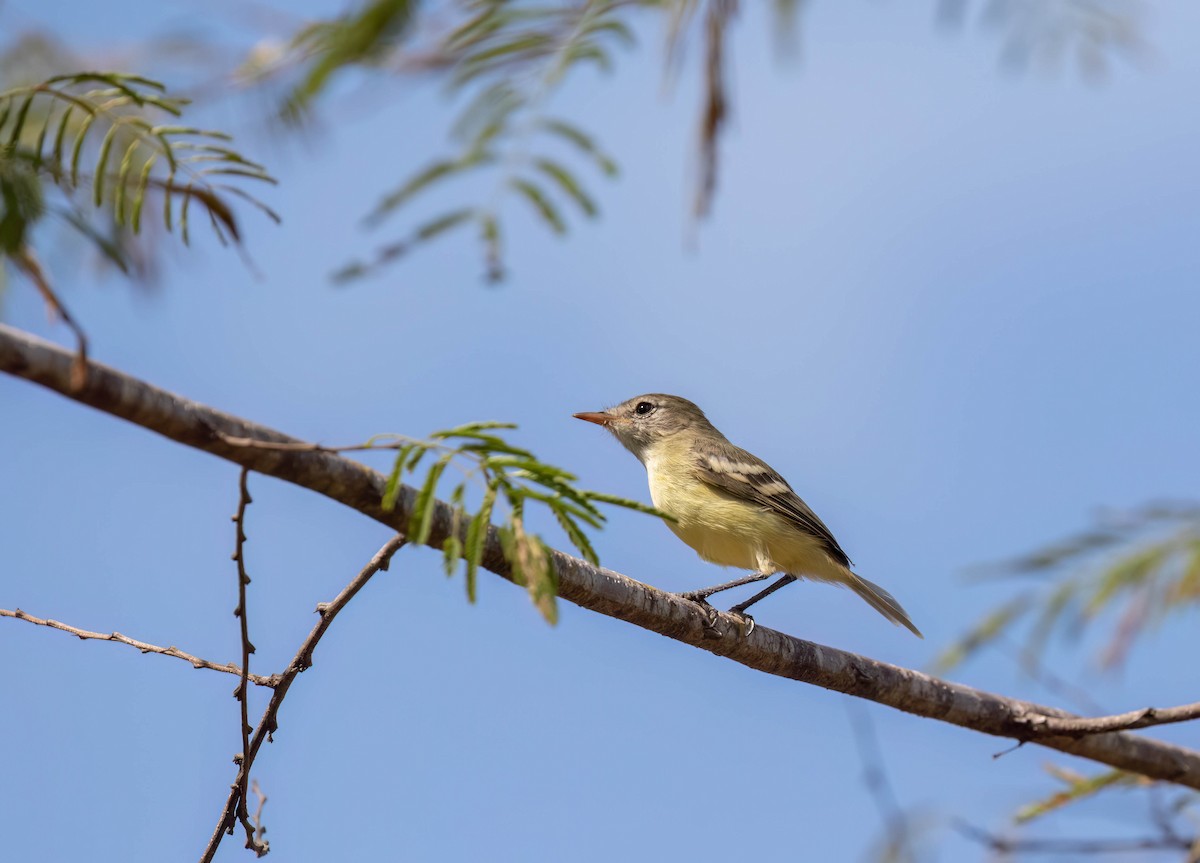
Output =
[{"x1": 573, "y1": 393, "x2": 921, "y2": 637}]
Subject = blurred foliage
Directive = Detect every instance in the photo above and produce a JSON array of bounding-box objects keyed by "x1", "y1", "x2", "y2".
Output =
[
  {"x1": 0, "y1": 66, "x2": 277, "y2": 283},
  {"x1": 284, "y1": 0, "x2": 420, "y2": 121},
  {"x1": 325, "y1": 0, "x2": 642, "y2": 283},
  {"x1": 938, "y1": 0, "x2": 1148, "y2": 79},
  {"x1": 938, "y1": 502, "x2": 1200, "y2": 673},
  {"x1": 1016, "y1": 765, "x2": 1143, "y2": 823},
  {"x1": 376, "y1": 420, "x2": 669, "y2": 623},
  {"x1": 1, "y1": 1, "x2": 1148, "y2": 284}
]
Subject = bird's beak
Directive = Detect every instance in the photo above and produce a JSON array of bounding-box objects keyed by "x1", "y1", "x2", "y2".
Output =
[{"x1": 573, "y1": 411, "x2": 611, "y2": 427}]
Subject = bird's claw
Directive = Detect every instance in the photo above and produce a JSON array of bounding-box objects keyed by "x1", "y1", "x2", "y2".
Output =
[
  {"x1": 675, "y1": 592, "x2": 723, "y2": 634},
  {"x1": 726, "y1": 607, "x2": 756, "y2": 637}
]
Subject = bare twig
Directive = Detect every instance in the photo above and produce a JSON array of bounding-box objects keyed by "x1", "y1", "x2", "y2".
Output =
[
  {"x1": 845, "y1": 700, "x2": 917, "y2": 863},
  {"x1": 231, "y1": 467, "x2": 266, "y2": 856},
  {"x1": 955, "y1": 819, "x2": 1193, "y2": 855},
  {"x1": 1016, "y1": 702, "x2": 1200, "y2": 738},
  {"x1": 199, "y1": 534, "x2": 407, "y2": 863},
  {"x1": 250, "y1": 779, "x2": 268, "y2": 849},
  {"x1": 215, "y1": 432, "x2": 385, "y2": 454},
  {"x1": 6, "y1": 324, "x2": 1200, "y2": 791},
  {"x1": 11, "y1": 247, "x2": 89, "y2": 391},
  {"x1": 0, "y1": 607, "x2": 278, "y2": 687},
  {"x1": 696, "y1": 0, "x2": 735, "y2": 219}
]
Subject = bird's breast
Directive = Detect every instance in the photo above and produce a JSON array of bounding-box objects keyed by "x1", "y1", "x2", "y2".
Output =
[
  {"x1": 645, "y1": 452, "x2": 763, "y2": 570},
  {"x1": 644, "y1": 448, "x2": 838, "y2": 577}
]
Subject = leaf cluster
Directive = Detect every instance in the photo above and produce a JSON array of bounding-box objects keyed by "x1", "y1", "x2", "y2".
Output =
[
  {"x1": 375, "y1": 420, "x2": 668, "y2": 623},
  {"x1": 284, "y1": 0, "x2": 419, "y2": 122},
  {"x1": 938, "y1": 0, "x2": 1147, "y2": 80},
  {"x1": 325, "y1": 0, "x2": 634, "y2": 283},
  {"x1": 938, "y1": 502, "x2": 1200, "y2": 673},
  {"x1": 0, "y1": 71, "x2": 277, "y2": 273},
  {"x1": 1015, "y1": 766, "x2": 1142, "y2": 824},
  {"x1": 284, "y1": 0, "x2": 805, "y2": 282}
]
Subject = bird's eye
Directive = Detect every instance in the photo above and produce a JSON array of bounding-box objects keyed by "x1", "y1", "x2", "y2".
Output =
[{"x1": 634, "y1": 401, "x2": 654, "y2": 416}]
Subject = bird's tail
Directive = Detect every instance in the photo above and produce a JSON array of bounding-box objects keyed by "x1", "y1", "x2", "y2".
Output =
[{"x1": 849, "y1": 574, "x2": 923, "y2": 638}]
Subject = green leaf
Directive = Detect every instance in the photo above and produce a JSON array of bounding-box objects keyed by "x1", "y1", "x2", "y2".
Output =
[
  {"x1": 510, "y1": 178, "x2": 566, "y2": 234},
  {"x1": 130, "y1": 153, "x2": 157, "y2": 233},
  {"x1": 553, "y1": 508, "x2": 599, "y2": 566},
  {"x1": 415, "y1": 208, "x2": 476, "y2": 241},
  {"x1": 368, "y1": 156, "x2": 491, "y2": 224},
  {"x1": 51, "y1": 106, "x2": 75, "y2": 176},
  {"x1": 382, "y1": 443, "x2": 415, "y2": 512},
  {"x1": 6, "y1": 94, "x2": 36, "y2": 147},
  {"x1": 93, "y1": 121, "x2": 123, "y2": 207},
  {"x1": 442, "y1": 535, "x2": 462, "y2": 577},
  {"x1": 408, "y1": 452, "x2": 453, "y2": 545},
  {"x1": 534, "y1": 157, "x2": 597, "y2": 217},
  {"x1": 933, "y1": 596, "x2": 1032, "y2": 673},
  {"x1": 580, "y1": 490, "x2": 674, "y2": 521},
  {"x1": 541, "y1": 118, "x2": 618, "y2": 176},
  {"x1": 465, "y1": 485, "x2": 498, "y2": 603},
  {"x1": 112, "y1": 139, "x2": 142, "y2": 226},
  {"x1": 1016, "y1": 769, "x2": 1137, "y2": 823},
  {"x1": 69, "y1": 111, "x2": 97, "y2": 187},
  {"x1": 453, "y1": 33, "x2": 555, "y2": 86},
  {"x1": 1085, "y1": 543, "x2": 1170, "y2": 616}
]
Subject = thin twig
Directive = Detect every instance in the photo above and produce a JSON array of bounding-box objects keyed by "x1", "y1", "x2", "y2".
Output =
[
  {"x1": 199, "y1": 534, "x2": 407, "y2": 863},
  {"x1": 11, "y1": 247, "x2": 89, "y2": 391},
  {"x1": 0, "y1": 607, "x2": 278, "y2": 687},
  {"x1": 955, "y1": 819, "x2": 1193, "y2": 855},
  {"x1": 845, "y1": 700, "x2": 917, "y2": 863},
  {"x1": 250, "y1": 779, "x2": 268, "y2": 848},
  {"x1": 231, "y1": 467, "x2": 266, "y2": 856},
  {"x1": 1019, "y1": 702, "x2": 1200, "y2": 738}
]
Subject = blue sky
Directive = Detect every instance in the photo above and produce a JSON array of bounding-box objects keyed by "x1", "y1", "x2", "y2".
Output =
[{"x1": 2, "y1": 1, "x2": 1199, "y2": 861}]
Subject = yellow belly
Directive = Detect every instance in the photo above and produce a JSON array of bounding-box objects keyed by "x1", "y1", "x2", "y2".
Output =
[{"x1": 646, "y1": 456, "x2": 844, "y2": 582}]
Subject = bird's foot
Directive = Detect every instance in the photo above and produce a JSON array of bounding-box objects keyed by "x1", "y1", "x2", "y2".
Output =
[
  {"x1": 675, "y1": 591, "x2": 723, "y2": 634},
  {"x1": 725, "y1": 603, "x2": 756, "y2": 637}
]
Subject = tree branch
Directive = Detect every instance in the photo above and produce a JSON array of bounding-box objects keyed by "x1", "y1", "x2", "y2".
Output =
[
  {"x1": 0, "y1": 606, "x2": 279, "y2": 687},
  {"x1": 5, "y1": 322, "x2": 1200, "y2": 791},
  {"x1": 199, "y1": 534, "x2": 407, "y2": 863},
  {"x1": 230, "y1": 467, "x2": 266, "y2": 856},
  {"x1": 1015, "y1": 703, "x2": 1200, "y2": 738}
]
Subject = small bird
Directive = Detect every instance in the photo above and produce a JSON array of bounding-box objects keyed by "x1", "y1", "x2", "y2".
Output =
[{"x1": 574, "y1": 394, "x2": 921, "y2": 637}]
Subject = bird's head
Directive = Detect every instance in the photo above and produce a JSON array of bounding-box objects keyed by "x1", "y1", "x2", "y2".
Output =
[{"x1": 573, "y1": 393, "x2": 714, "y2": 462}]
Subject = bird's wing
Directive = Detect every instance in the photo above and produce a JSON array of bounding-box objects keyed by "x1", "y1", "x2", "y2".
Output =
[{"x1": 691, "y1": 437, "x2": 852, "y2": 568}]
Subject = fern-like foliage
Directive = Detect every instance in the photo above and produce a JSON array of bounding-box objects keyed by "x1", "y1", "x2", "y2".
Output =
[
  {"x1": 326, "y1": 0, "x2": 634, "y2": 283},
  {"x1": 373, "y1": 420, "x2": 668, "y2": 623},
  {"x1": 937, "y1": 502, "x2": 1200, "y2": 672},
  {"x1": 263, "y1": 0, "x2": 1145, "y2": 282},
  {"x1": 0, "y1": 71, "x2": 278, "y2": 271}
]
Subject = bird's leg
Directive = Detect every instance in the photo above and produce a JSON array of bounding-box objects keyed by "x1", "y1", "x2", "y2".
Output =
[
  {"x1": 676, "y1": 572, "x2": 773, "y2": 604},
  {"x1": 726, "y1": 574, "x2": 799, "y2": 633},
  {"x1": 676, "y1": 573, "x2": 773, "y2": 636}
]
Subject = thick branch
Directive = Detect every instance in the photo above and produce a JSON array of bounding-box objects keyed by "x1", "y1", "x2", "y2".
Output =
[
  {"x1": 5, "y1": 323, "x2": 1200, "y2": 790},
  {"x1": 0, "y1": 606, "x2": 278, "y2": 687},
  {"x1": 199, "y1": 534, "x2": 407, "y2": 863}
]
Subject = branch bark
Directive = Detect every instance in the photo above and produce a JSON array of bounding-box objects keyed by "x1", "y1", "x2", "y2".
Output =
[
  {"x1": 0, "y1": 606, "x2": 278, "y2": 686},
  {"x1": 199, "y1": 534, "x2": 407, "y2": 863},
  {"x1": 4, "y1": 322, "x2": 1200, "y2": 791}
]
